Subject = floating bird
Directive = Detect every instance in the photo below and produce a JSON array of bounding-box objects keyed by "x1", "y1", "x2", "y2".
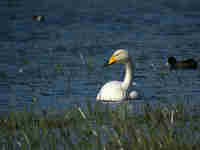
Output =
[
  {"x1": 96, "y1": 49, "x2": 138, "y2": 101},
  {"x1": 32, "y1": 15, "x2": 45, "y2": 22},
  {"x1": 167, "y1": 57, "x2": 198, "y2": 70}
]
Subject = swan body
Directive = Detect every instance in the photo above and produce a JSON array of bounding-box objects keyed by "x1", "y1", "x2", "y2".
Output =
[
  {"x1": 97, "y1": 81, "x2": 126, "y2": 101},
  {"x1": 96, "y1": 49, "x2": 138, "y2": 101}
]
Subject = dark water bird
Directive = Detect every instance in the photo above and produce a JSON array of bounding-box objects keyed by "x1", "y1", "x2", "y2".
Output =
[
  {"x1": 32, "y1": 15, "x2": 45, "y2": 22},
  {"x1": 167, "y1": 57, "x2": 198, "y2": 70}
]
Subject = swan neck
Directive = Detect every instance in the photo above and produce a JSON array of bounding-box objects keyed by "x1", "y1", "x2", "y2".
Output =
[{"x1": 122, "y1": 58, "x2": 133, "y2": 90}]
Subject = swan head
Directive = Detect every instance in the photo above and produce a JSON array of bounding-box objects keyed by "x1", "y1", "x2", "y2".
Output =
[{"x1": 104, "y1": 49, "x2": 129, "y2": 67}]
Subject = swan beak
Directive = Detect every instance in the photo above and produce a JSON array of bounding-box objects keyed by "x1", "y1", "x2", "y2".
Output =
[
  {"x1": 104, "y1": 56, "x2": 117, "y2": 67},
  {"x1": 108, "y1": 56, "x2": 117, "y2": 65}
]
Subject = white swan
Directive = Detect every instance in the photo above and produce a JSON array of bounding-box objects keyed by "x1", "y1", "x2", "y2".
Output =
[{"x1": 96, "y1": 49, "x2": 138, "y2": 101}]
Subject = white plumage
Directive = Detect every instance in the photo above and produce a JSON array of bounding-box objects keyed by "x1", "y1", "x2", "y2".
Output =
[
  {"x1": 96, "y1": 49, "x2": 138, "y2": 101},
  {"x1": 97, "y1": 81, "x2": 126, "y2": 101}
]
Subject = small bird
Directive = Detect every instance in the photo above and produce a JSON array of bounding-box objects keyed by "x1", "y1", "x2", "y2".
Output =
[
  {"x1": 32, "y1": 15, "x2": 45, "y2": 22},
  {"x1": 96, "y1": 49, "x2": 138, "y2": 101},
  {"x1": 167, "y1": 57, "x2": 198, "y2": 70}
]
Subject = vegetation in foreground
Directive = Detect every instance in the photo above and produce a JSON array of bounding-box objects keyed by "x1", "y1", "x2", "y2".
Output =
[{"x1": 1, "y1": 102, "x2": 200, "y2": 150}]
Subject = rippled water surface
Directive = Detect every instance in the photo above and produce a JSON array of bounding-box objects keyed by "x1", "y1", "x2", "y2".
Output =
[{"x1": 1, "y1": 0, "x2": 200, "y2": 112}]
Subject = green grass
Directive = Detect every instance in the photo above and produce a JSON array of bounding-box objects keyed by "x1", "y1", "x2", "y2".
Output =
[{"x1": 1, "y1": 102, "x2": 200, "y2": 150}]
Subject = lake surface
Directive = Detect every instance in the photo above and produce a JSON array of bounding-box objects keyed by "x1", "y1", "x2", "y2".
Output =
[{"x1": 1, "y1": 0, "x2": 200, "y2": 112}]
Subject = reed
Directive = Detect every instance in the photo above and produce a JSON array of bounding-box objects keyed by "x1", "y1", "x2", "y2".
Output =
[{"x1": 0, "y1": 102, "x2": 200, "y2": 150}]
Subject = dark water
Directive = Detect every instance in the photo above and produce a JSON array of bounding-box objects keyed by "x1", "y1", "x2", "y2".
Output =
[{"x1": 1, "y1": 0, "x2": 200, "y2": 112}]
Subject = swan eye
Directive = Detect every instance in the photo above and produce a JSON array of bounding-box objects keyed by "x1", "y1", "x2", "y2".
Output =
[{"x1": 115, "y1": 53, "x2": 121, "y2": 57}]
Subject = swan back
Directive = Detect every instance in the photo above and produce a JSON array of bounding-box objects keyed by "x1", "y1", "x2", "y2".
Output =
[{"x1": 128, "y1": 91, "x2": 138, "y2": 99}]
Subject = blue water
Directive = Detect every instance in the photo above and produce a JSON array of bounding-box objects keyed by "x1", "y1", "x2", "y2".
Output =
[{"x1": 1, "y1": 0, "x2": 200, "y2": 112}]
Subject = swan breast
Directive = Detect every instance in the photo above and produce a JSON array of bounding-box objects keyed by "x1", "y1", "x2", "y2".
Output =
[{"x1": 96, "y1": 81, "x2": 127, "y2": 101}]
